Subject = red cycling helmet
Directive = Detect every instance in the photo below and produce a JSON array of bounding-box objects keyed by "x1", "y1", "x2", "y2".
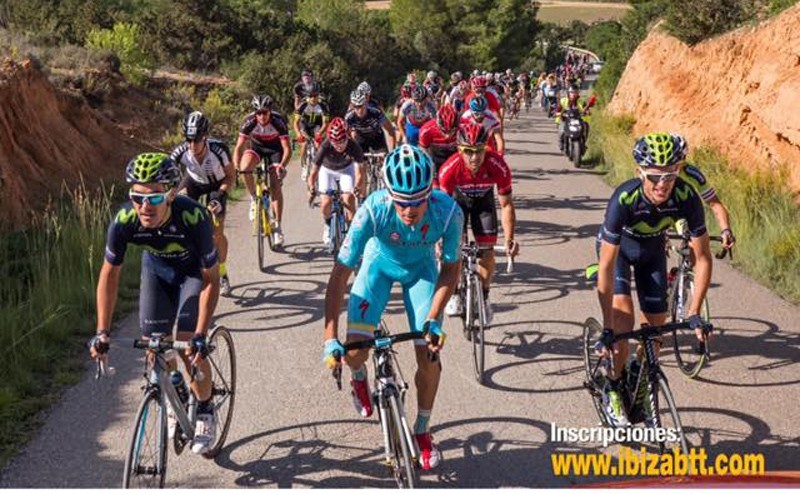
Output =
[
  {"x1": 457, "y1": 122, "x2": 489, "y2": 147},
  {"x1": 471, "y1": 75, "x2": 488, "y2": 89},
  {"x1": 436, "y1": 104, "x2": 458, "y2": 133},
  {"x1": 327, "y1": 117, "x2": 348, "y2": 144}
]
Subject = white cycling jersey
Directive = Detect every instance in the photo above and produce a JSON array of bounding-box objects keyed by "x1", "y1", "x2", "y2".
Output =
[{"x1": 170, "y1": 139, "x2": 231, "y2": 185}]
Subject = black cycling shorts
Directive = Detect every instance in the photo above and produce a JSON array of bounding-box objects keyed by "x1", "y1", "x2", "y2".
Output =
[
  {"x1": 181, "y1": 179, "x2": 227, "y2": 217},
  {"x1": 595, "y1": 234, "x2": 668, "y2": 314},
  {"x1": 139, "y1": 254, "x2": 203, "y2": 337},
  {"x1": 248, "y1": 140, "x2": 284, "y2": 165},
  {"x1": 454, "y1": 189, "x2": 498, "y2": 244},
  {"x1": 354, "y1": 133, "x2": 388, "y2": 153}
]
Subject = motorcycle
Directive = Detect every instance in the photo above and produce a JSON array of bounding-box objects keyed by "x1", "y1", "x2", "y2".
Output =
[{"x1": 561, "y1": 107, "x2": 587, "y2": 168}]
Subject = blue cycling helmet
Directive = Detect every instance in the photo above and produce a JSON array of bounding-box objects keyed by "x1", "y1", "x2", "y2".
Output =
[
  {"x1": 469, "y1": 95, "x2": 488, "y2": 113},
  {"x1": 383, "y1": 145, "x2": 434, "y2": 201}
]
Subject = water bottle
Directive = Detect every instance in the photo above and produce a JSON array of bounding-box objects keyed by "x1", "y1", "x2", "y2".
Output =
[{"x1": 170, "y1": 370, "x2": 190, "y2": 406}]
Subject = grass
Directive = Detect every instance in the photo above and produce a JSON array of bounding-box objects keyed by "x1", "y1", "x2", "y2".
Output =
[
  {"x1": 587, "y1": 110, "x2": 800, "y2": 304},
  {"x1": 0, "y1": 182, "x2": 142, "y2": 468}
]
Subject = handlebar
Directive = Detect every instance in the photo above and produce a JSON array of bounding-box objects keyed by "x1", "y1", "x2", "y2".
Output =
[
  {"x1": 666, "y1": 233, "x2": 733, "y2": 260},
  {"x1": 611, "y1": 320, "x2": 713, "y2": 344}
]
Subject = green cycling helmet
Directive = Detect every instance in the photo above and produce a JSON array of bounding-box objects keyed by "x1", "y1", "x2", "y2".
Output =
[
  {"x1": 125, "y1": 152, "x2": 181, "y2": 186},
  {"x1": 632, "y1": 132, "x2": 687, "y2": 168}
]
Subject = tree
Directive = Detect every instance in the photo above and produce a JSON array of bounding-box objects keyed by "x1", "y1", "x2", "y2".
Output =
[
  {"x1": 296, "y1": 0, "x2": 364, "y2": 32},
  {"x1": 665, "y1": 0, "x2": 750, "y2": 45}
]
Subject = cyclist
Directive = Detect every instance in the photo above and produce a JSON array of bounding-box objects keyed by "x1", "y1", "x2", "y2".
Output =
[
  {"x1": 465, "y1": 75, "x2": 503, "y2": 123},
  {"x1": 556, "y1": 85, "x2": 591, "y2": 152},
  {"x1": 322, "y1": 144, "x2": 464, "y2": 470},
  {"x1": 393, "y1": 82, "x2": 413, "y2": 121},
  {"x1": 445, "y1": 79, "x2": 469, "y2": 115},
  {"x1": 460, "y1": 96, "x2": 505, "y2": 155},
  {"x1": 673, "y1": 135, "x2": 736, "y2": 250},
  {"x1": 541, "y1": 73, "x2": 560, "y2": 114},
  {"x1": 397, "y1": 84, "x2": 437, "y2": 146},
  {"x1": 355, "y1": 81, "x2": 384, "y2": 112},
  {"x1": 170, "y1": 111, "x2": 235, "y2": 296},
  {"x1": 423, "y1": 70, "x2": 443, "y2": 104},
  {"x1": 419, "y1": 104, "x2": 459, "y2": 187},
  {"x1": 233, "y1": 95, "x2": 292, "y2": 248},
  {"x1": 439, "y1": 123, "x2": 519, "y2": 323},
  {"x1": 307, "y1": 117, "x2": 364, "y2": 249},
  {"x1": 346, "y1": 89, "x2": 396, "y2": 154},
  {"x1": 443, "y1": 71, "x2": 463, "y2": 107},
  {"x1": 293, "y1": 68, "x2": 316, "y2": 110},
  {"x1": 88, "y1": 153, "x2": 219, "y2": 455},
  {"x1": 594, "y1": 132, "x2": 713, "y2": 427},
  {"x1": 293, "y1": 82, "x2": 330, "y2": 181}
]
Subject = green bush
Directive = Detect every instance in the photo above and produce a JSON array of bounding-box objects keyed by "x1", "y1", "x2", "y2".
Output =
[
  {"x1": 0, "y1": 183, "x2": 141, "y2": 467},
  {"x1": 85, "y1": 22, "x2": 155, "y2": 84},
  {"x1": 664, "y1": 0, "x2": 750, "y2": 45}
]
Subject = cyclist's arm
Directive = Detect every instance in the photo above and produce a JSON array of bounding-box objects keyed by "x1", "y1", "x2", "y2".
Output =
[
  {"x1": 597, "y1": 240, "x2": 619, "y2": 329},
  {"x1": 428, "y1": 261, "x2": 461, "y2": 321},
  {"x1": 395, "y1": 112, "x2": 406, "y2": 142},
  {"x1": 232, "y1": 134, "x2": 248, "y2": 168},
  {"x1": 498, "y1": 193, "x2": 516, "y2": 249},
  {"x1": 381, "y1": 119, "x2": 396, "y2": 150},
  {"x1": 688, "y1": 233, "x2": 713, "y2": 317},
  {"x1": 96, "y1": 260, "x2": 121, "y2": 332},
  {"x1": 279, "y1": 137, "x2": 292, "y2": 167},
  {"x1": 196, "y1": 263, "x2": 220, "y2": 336},
  {"x1": 324, "y1": 262, "x2": 353, "y2": 341},
  {"x1": 493, "y1": 129, "x2": 505, "y2": 155},
  {"x1": 707, "y1": 197, "x2": 732, "y2": 233},
  {"x1": 292, "y1": 113, "x2": 303, "y2": 137}
]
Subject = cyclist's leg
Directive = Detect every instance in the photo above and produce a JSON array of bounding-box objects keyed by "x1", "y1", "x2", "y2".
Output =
[
  {"x1": 345, "y1": 255, "x2": 394, "y2": 369},
  {"x1": 632, "y1": 236, "x2": 670, "y2": 351},
  {"x1": 317, "y1": 166, "x2": 335, "y2": 221},
  {"x1": 266, "y1": 147, "x2": 284, "y2": 224},
  {"x1": 402, "y1": 261, "x2": 441, "y2": 410},
  {"x1": 173, "y1": 272, "x2": 213, "y2": 401},
  {"x1": 239, "y1": 144, "x2": 263, "y2": 199},
  {"x1": 337, "y1": 162, "x2": 357, "y2": 221},
  {"x1": 405, "y1": 122, "x2": 421, "y2": 146},
  {"x1": 139, "y1": 254, "x2": 180, "y2": 339},
  {"x1": 473, "y1": 191, "x2": 499, "y2": 290}
]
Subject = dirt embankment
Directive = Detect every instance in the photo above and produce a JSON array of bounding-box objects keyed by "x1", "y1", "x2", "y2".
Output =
[
  {"x1": 0, "y1": 59, "x2": 148, "y2": 229},
  {"x1": 607, "y1": 5, "x2": 800, "y2": 191}
]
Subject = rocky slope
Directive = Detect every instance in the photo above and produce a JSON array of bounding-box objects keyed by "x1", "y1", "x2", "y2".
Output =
[
  {"x1": 607, "y1": 5, "x2": 800, "y2": 190},
  {"x1": 0, "y1": 59, "x2": 147, "y2": 228}
]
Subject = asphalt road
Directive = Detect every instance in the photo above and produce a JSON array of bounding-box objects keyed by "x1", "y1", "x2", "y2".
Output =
[{"x1": 2, "y1": 108, "x2": 799, "y2": 488}]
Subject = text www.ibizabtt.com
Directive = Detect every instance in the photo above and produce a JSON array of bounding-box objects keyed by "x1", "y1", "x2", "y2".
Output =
[{"x1": 551, "y1": 446, "x2": 765, "y2": 476}]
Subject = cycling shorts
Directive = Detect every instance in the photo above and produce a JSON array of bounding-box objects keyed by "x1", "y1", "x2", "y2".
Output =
[
  {"x1": 317, "y1": 163, "x2": 356, "y2": 194},
  {"x1": 595, "y1": 234, "x2": 668, "y2": 314},
  {"x1": 404, "y1": 122, "x2": 421, "y2": 146},
  {"x1": 139, "y1": 254, "x2": 203, "y2": 337},
  {"x1": 346, "y1": 249, "x2": 439, "y2": 346},
  {"x1": 300, "y1": 122, "x2": 322, "y2": 137},
  {"x1": 454, "y1": 189, "x2": 498, "y2": 244},
  {"x1": 244, "y1": 140, "x2": 284, "y2": 165},
  {"x1": 354, "y1": 133, "x2": 388, "y2": 153},
  {"x1": 182, "y1": 179, "x2": 227, "y2": 217}
]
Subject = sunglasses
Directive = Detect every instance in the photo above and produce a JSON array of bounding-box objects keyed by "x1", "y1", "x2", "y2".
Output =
[
  {"x1": 394, "y1": 198, "x2": 426, "y2": 208},
  {"x1": 256, "y1": 110, "x2": 271, "y2": 116},
  {"x1": 353, "y1": 104, "x2": 365, "y2": 109},
  {"x1": 459, "y1": 145, "x2": 486, "y2": 155},
  {"x1": 130, "y1": 191, "x2": 168, "y2": 206},
  {"x1": 640, "y1": 169, "x2": 679, "y2": 184}
]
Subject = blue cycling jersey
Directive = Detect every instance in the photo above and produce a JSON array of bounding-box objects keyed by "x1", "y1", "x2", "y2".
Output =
[{"x1": 338, "y1": 189, "x2": 463, "y2": 270}]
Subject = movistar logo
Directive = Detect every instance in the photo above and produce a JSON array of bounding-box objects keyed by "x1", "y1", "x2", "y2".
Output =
[
  {"x1": 144, "y1": 242, "x2": 186, "y2": 255},
  {"x1": 115, "y1": 208, "x2": 138, "y2": 225},
  {"x1": 631, "y1": 217, "x2": 675, "y2": 235},
  {"x1": 674, "y1": 185, "x2": 693, "y2": 202},
  {"x1": 619, "y1": 188, "x2": 641, "y2": 206},
  {"x1": 182, "y1": 207, "x2": 205, "y2": 226}
]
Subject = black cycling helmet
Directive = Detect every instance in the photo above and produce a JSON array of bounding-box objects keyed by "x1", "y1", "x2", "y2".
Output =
[
  {"x1": 183, "y1": 111, "x2": 210, "y2": 141},
  {"x1": 411, "y1": 85, "x2": 427, "y2": 102},
  {"x1": 251, "y1": 94, "x2": 273, "y2": 111}
]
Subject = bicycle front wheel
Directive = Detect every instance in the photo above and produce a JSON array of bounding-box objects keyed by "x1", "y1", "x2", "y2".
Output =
[
  {"x1": 388, "y1": 393, "x2": 416, "y2": 488},
  {"x1": 669, "y1": 271, "x2": 711, "y2": 378},
  {"x1": 256, "y1": 194, "x2": 267, "y2": 272},
  {"x1": 646, "y1": 371, "x2": 688, "y2": 455},
  {"x1": 471, "y1": 278, "x2": 486, "y2": 384},
  {"x1": 123, "y1": 390, "x2": 167, "y2": 488},
  {"x1": 203, "y1": 325, "x2": 237, "y2": 459},
  {"x1": 582, "y1": 317, "x2": 609, "y2": 426}
]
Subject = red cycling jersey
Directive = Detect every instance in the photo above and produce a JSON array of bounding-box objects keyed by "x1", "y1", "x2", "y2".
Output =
[
  {"x1": 465, "y1": 90, "x2": 501, "y2": 114},
  {"x1": 438, "y1": 149, "x2": 512, "y2": 198},
  {"x1": 418, "y1": 119, "x2": 457, "y2": 149}
]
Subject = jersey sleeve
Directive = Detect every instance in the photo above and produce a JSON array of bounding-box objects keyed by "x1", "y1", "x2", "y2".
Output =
[
  {"x1": 321, "y1": 102, "x2": 331, "y2": 117},
  {"x1": 683, "y1": 190, "x2": 708, "y2": 238},
  {"x1": 274, "y1": 115, "x2": 290, "y2": 139},
  {"x1": 681, "y1": 164, "x2": 717, "y2": 202},
  {"x1": 599, "y1": 189, "x2": 628, "y2": 245},
  {"x1": 337, "y1": 200, "x2": 376, "y2": 269},
  {"x1": 103, "y1": 208, "x2": 133, "y2": 265},
  {"x1": 239, "y1": 116, "x2": 256, "y2": 137},
  {"x1": 351, "y1": 141, "x2": 365, "y2": 163},
  {"x1": 493, "y1": 155, "x2": 513, "y2": 196},
  {"x1": 313, "y1": 141, "x2": 329, "y2": 168},
  {"x1": 210, "y1": 141, "x2": 231, "y2": 167},
  {"x1": 437, "y1": 155, "x2": 458, "y2": 195},
  {"x1": 184, "y1": 206, "x2": 219, "y2": 269},
  {"x1": 439, "y1": 200, "x2": 464, "y2": 264},
  {"x1": 418, "y1": 123, "x2": 433, "y2": 148}
]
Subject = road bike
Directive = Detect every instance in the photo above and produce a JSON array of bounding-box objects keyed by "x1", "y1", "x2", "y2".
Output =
[
  {"x1": 363, "y1": 151, "x2": 387, "y2": 198},
  {"x1": 241, "y1": 161, "x2": 279, "y2": 271},
  {"x1": 456, "y1": 241, "x2": 515, "y2": 384},
  {"x1": 119, "y1": 326, "x2": 236, "y2": 488},
  {"x1": 299, "y1": 133, "x2": 320, "y2": 184},
  {"x1": 666, "y1": 229, "x2": 732, "y2": 378},
  {"x1": 582, "y1": 317, "x2": 712, "y2": 455},
  {"x1": 325, "y1": 179, "x2": 348, "y2": 256},
  {"x1": 332, "y1": 322, "x2": 433, "y2": 488}
]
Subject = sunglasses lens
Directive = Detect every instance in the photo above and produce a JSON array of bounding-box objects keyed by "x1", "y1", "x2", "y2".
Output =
[
  {"x1": 148, "y1": 194, "x2": 166, "y2": 205},
  {"x1": 131, "y1": 193, "x2": 166, "y2": 206},
  {"x1": 396, "y1": 199, "x2": 424, "y2": 208}
]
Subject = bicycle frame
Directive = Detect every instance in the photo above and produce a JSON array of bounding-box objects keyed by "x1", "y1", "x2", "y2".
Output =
[
  {"x1": 326, "y1": 179, "x2": 347, "y2": 254},
  {"x1": 363, "y1": 152, "x2": 386, "y2": 196}
]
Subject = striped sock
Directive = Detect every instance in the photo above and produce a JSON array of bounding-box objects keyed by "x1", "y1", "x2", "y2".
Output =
[
  {"x1": 414, "y1": 409, "x2": 432, "y2": 435},
  {"x1": 352, "y1": 365, "x2": 367, "y2": 381}
]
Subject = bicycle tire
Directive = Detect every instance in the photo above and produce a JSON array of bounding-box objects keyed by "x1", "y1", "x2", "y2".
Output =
[
  {"x1": 472, "y1": 277, "x2": 486, "y2": 384},
  {"x1": 256, "y1": 194, "x2": 267, "y2": 273},
  {"x1": 582, "y1": 317, "x2": 609, "y2": 426},
  {"x1": 669, "y1": 270, "x2": 710, "y2": 378},
  {"x1": 388, "y1": 393, "x2": 416, "y2": 488},
  {"x1": 203, "y1": 326, "x2": 237, "y2": 459},
  {"x1": 123, "y1": 390, "x2": 167, "y2": 488},
  {"x1": 647, "y1": 371, "x2": 688, "y2": 455},
  {"x1": 266, "y1": 198, "x2": 278, "y2": 252}
]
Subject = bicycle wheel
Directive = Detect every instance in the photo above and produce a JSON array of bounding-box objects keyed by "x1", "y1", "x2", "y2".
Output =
[
  {"x1": 203, "y1": 325, "x2": 237, "y2": 459},
  {"x1": 123, "y1": 390, "x2": 167, "y2": 488},
  {"x1": 582, "y1": 317, "x2": 609, "y2": 426},
  {"x1": 388, "y1": 393, "x2": 416, "y2": 488},
  {"x1": 266, "y1": 197, "x2": 278, "y2": 252},
  {"x1": 471, "y1": 278, "x2": 486, "y2": 384},
  {"x1": 330, "y1": 213, "x2": 341, "y2": 256},
  {"x1": 669, "y1": 270, "x2": 711, "y2": 378},
  {"x1": 256, "y1": 194, "x2": 267, "y2": 272},
  {"x1": 645, "y1": 371, "x2": 688, "y2": 455}
]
